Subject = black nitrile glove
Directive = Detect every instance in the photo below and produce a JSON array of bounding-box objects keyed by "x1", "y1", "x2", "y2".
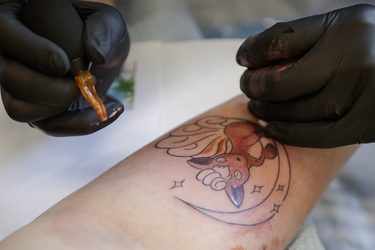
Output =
[
  {"x1": 0, "y1": 0, "x2": 130, "y2": 136},
  {"x1": 236, "y1": 4, "x2": 375, "y2": 148}
]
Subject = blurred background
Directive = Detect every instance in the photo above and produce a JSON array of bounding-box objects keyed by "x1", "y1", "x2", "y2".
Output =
[{"x1": 116, "y1": 0, "x2": 374, "y2": 41}]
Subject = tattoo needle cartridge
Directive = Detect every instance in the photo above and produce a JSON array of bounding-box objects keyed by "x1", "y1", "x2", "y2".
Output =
[{"x1": 22, "y1": 0, "x2": 107, "y2": 121}]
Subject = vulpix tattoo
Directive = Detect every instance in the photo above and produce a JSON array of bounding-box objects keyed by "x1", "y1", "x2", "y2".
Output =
[
  {"x1": 156, "y1": 116, "x2": 291, "y2": 226},
  {"x1": 188, "y1": 121, "x2": 277, "y2": 207}
]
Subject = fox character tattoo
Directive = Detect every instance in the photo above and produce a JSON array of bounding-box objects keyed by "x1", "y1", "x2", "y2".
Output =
[{"x1": 156, "y1": 116, "x2": 277, "y2": 208}]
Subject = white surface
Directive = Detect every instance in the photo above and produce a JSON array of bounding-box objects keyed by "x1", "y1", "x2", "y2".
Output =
[{"x1": 0, "y1": 39, "x2": 243, "y2": 240}]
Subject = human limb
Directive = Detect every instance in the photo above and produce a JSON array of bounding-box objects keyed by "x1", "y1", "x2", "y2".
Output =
[
  {"x1": 0, "y1": 94, "x2": 358, "y2": 250},
  {"x1": 0, "y1": 0, "x2": 129, "y2": 136},
  {"x1": 236, "y1": 4, "x2": 375, "y2": 148}
]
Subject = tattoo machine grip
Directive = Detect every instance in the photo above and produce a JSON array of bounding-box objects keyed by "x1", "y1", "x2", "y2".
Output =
[{"x1": 21, "y1": 0, "x2": 107, "y2": 121}]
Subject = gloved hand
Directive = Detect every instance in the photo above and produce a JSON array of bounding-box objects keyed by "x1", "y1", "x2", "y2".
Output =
[
  {"x1": 0, "y1": 0, "x2": 130, "y2": 136},
  {"x1": 236, "y1": 4, "x2": 375, "y2": 148}
]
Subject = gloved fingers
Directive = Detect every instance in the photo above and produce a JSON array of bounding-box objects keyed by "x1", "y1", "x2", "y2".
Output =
[
  {"x1": 1, "y1": 87, "x2": 69, "y2": 123},
  {"x1": 1, "y1": 57, "x2": 80, "y2": 106},
  {"x1": 249, "y1": 100, "x2": 324, "y2": 123},
  {"x1": 72, "y1": 0, "x2": 127, "y2": 64},
  {"x1": 248, "y1": 80, "x2": 354, "y2": 122},
  {"x1": 263, "y1": 85, "x2": 375, "y2": 148},
  {"x1": 30, "y1": 100, "x2": 124, "y2": 136},
  {"x1": 236, "y1": 11, "x2": 331, "y2": 69},
  {"x1": 239, "y1": 46, "x2": 333, "y2": 102},
  {"x1": 0, "y1": 0, "x2": 69, "y2": 75},
  {"x1": 264, "y1": 119, "x2": 357, "y2": 148}
]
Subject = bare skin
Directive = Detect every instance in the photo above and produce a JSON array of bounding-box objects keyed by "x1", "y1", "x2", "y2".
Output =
[{"x1": 0, "y1": 94, "x2": 358, "y2": 250}]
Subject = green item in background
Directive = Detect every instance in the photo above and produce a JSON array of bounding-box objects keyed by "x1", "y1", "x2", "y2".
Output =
[{"x1": 108, "y1": 61, "x2": 136, "y2": 109}]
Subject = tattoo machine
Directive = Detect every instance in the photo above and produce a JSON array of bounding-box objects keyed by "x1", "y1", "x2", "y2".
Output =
[{"x1": 21, "y1": 0, "x2": 108, "y2": 121}]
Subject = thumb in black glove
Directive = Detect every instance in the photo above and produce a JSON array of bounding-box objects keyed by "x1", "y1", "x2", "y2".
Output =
[
  {"x1": 0, "y1": 0, "x2": 130, "y2": 136},
  {"x1": 236, "y1": 4, "x2": 375, "y2": 148}
]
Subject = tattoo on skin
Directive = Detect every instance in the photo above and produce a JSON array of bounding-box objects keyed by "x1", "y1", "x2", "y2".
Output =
[{"x1": 156, "y1": 116, "x2": 291, "y2": 226}]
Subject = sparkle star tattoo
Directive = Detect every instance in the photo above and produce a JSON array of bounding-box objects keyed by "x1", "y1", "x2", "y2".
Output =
[
  {"x1": 171, "y1": 180, "x2": 185, "y2": 190},
  {"x1": 156, "y1": 116, "x2": 291, "y2": 226},
  {"x1": 276, "y1": 185, "x2": 285, "y2": 192},
  {"x1": 271, "y1": 204, "x2": 281, "y2": 213},
  {"x1": 251, "y1": 185, "x2": 263, "y2": 194}
]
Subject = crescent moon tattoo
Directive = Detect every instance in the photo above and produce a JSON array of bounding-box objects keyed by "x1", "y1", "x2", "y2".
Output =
[{"x1": 156, "y1": 116, "x2": 291, "y2": 226}]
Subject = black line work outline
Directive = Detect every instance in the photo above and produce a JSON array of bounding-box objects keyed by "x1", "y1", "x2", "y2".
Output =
[
  {"x1": 170, "y1": 180, "x2": 186, "y2": 190},
  {"x1": 251, "y1": 185, "x2": 264, "y2": 194}
]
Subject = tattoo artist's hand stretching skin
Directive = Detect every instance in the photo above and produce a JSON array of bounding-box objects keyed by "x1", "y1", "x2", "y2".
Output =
[
  {"x1": 237, "y1": 4, "x2": 375, "y2": 148},
  {"x1": 0, "y1": 95, "x2": 357, "y2": 250},
  {"x1": 0, "y1": 0, "x2": 130, "y2": 136}
]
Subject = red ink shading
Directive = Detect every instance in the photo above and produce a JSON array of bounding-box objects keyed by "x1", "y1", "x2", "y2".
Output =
[
  {"x1": 156, "y1": 116, "x2": 291, "y2": 227},
  {"x1": 271, "y1": 237, "x2": 280, "y2": 248},
  {"x1": 231, "y1": 246, "x2": 245, "y2": 250},
  {"x1": 234, "y1": 220, "x2": 269, "y2": 239},
  {"x1": 188, "y1": 122, "x2": 277, "y2": 208},
  {"x1": 259, "y1": 245, "x2": 268, "y2": 250},
  {"x1": 257, "y1": 237, "x2": 280, "y2": 250}
]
